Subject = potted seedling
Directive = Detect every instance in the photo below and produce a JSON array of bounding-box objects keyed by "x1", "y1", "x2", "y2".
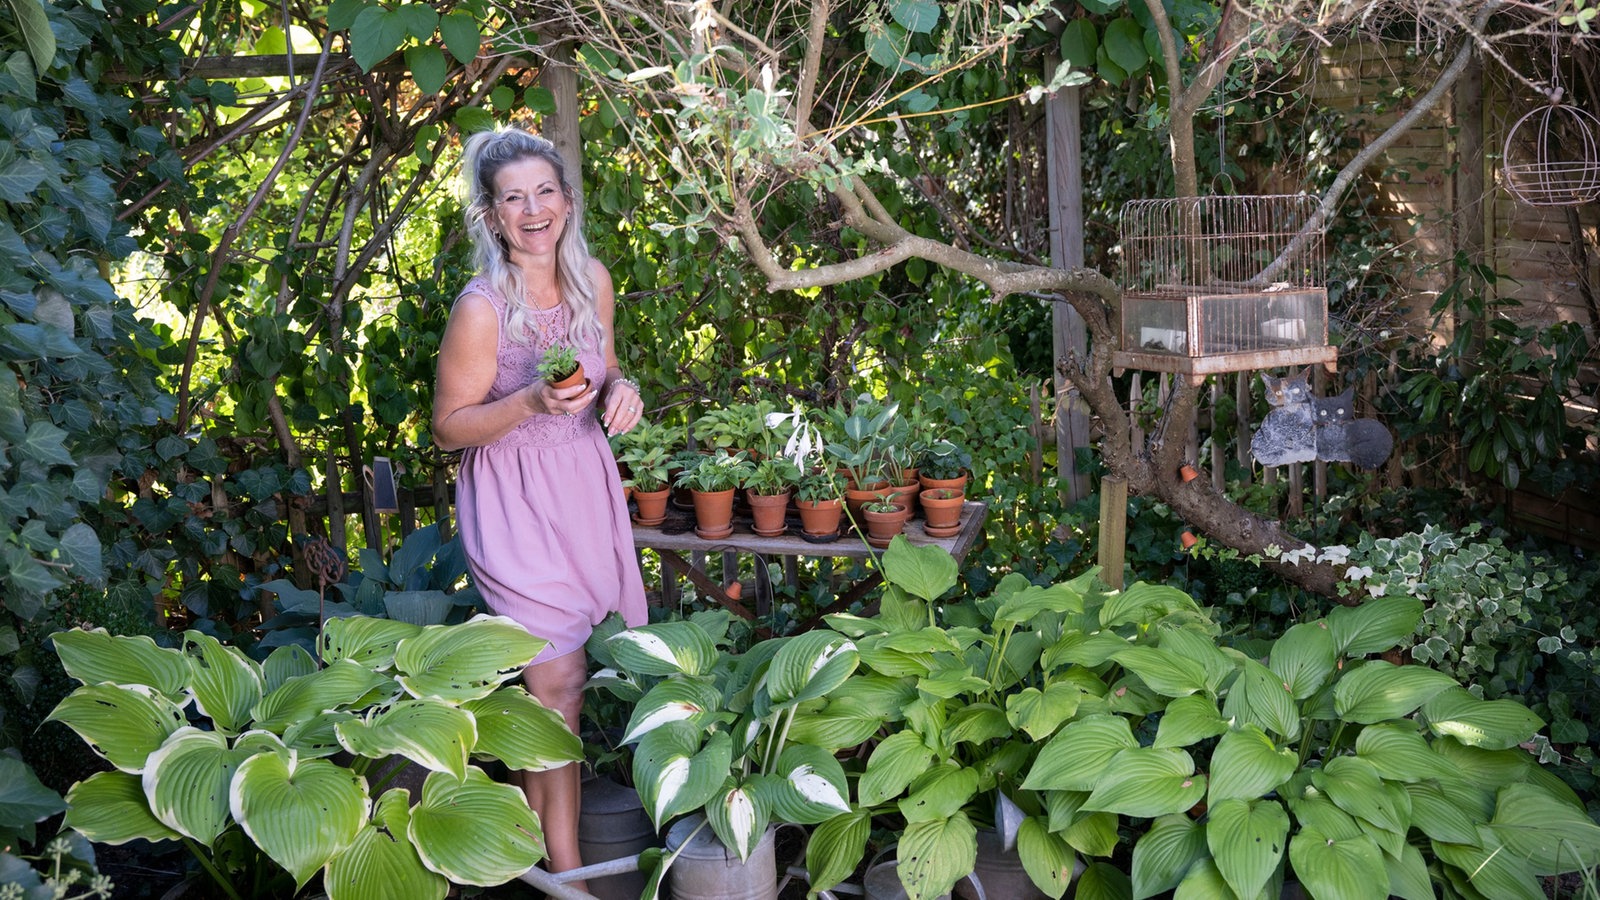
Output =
[
  {"x1": 536, "y1": 343, "x2": 585, "y2": 390},
  {"x1": 744, "y1": 456, "x2": 801, "y2": 537},
  {"x1": 620, "y1": 445, "x2": 676, "y2": 526},
  {"x1": 794, "y1": 469, "x2": 845, "y2": 541},
  {"x1": 860, "y1": 490, "x2": 909, "y2": 548},
  {"x1": 919, "y1": 486, "x2": 965, "y2": 537},
  {"x1": 674, "y1": 451, "x2": 755, "y2": 539},
  {"x1": 918, "y1": 438, "x2": 971, "y2": 494}
]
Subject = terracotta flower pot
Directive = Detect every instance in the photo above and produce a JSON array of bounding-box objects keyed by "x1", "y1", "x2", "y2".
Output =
[
  {"x1": 690, "y1": 488, "x2": 736, "y2": 540},
  {"x1": 1180, "y1": 530, "x2": 1198, "y2": 550},
  {"x1": 1179, "y1": 464, "x2": 1199, "y2": 483},
  {"x1": 632, "y1": 488, "x2": 671, "y2": 526},
  {"x1": 882, "y1": 480, "x2": 921, "y2": 519},
  {"x1": 747, "y1": 490, "x2": 792, "y2": 537},
  {"x1": 796, "y1": 498, "x2": 843, "y2": 540},
  {"x1": 844, "y1": 481, "x2": 889, "y2": 525},
  {"x1": 862, "y1": 502, "x2": 909, "y2": 549},
  {"x1": 919, "y1": 488, "x2": 964, "y2": 537},
  {"x1": 919, "y1": 472, "x2": 969, "y2": 495}
]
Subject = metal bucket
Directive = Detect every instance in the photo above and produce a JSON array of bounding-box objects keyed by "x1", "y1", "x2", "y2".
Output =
[
  {"x1": 952, "y1": 827, "x2": 1051, "y2": 900},
  {"x1": 578, "y1": 775, "x2": 658, "y2": 900},
  {"x1": 664, "y1": 814, "x2": 777, "y2": 900},
  {"x1": 862, "y1": 861, "x2": 953, "y2": 900}
]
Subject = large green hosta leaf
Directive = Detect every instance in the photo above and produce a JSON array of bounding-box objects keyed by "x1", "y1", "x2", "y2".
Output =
[
  {"x1": 1489, "y1": 782, "x2": 1600, "y2": 874},
  {"x1": 606, "y1": 620, "x2": 718, "y2": 677},
  {"x1": 1005, "y1": 682, "x2": 1083, "y2": 741},
  {"x1": 766, "y1": 629, "x2": 858, "y2": 707},
  {"x1": 1222, "y1": 659, "x2": 1299, "y2": 741},
  {"x1": 325, "y1": 789, "x2": 448, "y2": 900},
  {"x1": 1313, "y1": 757, "x2": 1408, "y2": 835},
  {"x1": 181, "y1": 630, "x2": 264, "y2": 736},
  {"x1": 395, "y1": 615, "x2": 547, "y2": 702},
  {"x1": 1082, "y1": 747, "x2": 1205, "y2": 819},
  {"x1": 1287, "y1": 827, "x2": 1386, "y2": 900},
  {"x1": 51, "y1": 629, "x2": 188, "y2": 701},
  {"x1": 46, "y1": 683, "x2": 186, "y2": 773},
  {"x1": 1353, "y1": 723, "x2": 1455, "y2": 783},
  {"x1": 462, "y1": 688, "x2": 582, "y2": 771},
  {"x1": 896, "y1": 812, "x2": 977, "y2": 900},
  {"x1": 409, "y1": 767, "x2": 544, "y2": 886},
  {"x1": 1153, "y1": 694, "x2": 1229, "y2": 749},
  {"x1": 1326, "y1": 597, "x2": 1422, "y2": 657},
  {"x1": 1333, "y1": 662, "x2": 1455, "y2": 724},
  {"x1": 618, "y1": 674, "x2": 721, "y2": 744},
  {"x1": 1432, "y1": 832, "x2": 1545, "y2": 900},
  {"x1": 860, "y1": 730, "x2": 935, "y2": 805},
  {"x1": 320, "y1": 616, "x2": 423, "y2": 669},
  {"x1": 1206, "y1": 798, "x2": 1288, "y2": 900},
  {"x1": 1422, "y1": 687, "x2": 1544, "y2": 750},
  {"x1": 1207, "y1": 725, "x2": 1297, "y2": 805},
  {"x1": 1268, "y1": 621, "x2": 1336, "y2": 700},
  {"x1": 806, "y1": 811, "x2": 870, "y2": 895},
  {"x1": 1016, "y1": 816, "x2": 1077, "y2": 899},
  {"x1": 335, "y1": 699, "x2": 477, "y2": 780},
  {"x1": 142, "y1": 727, "x2": 256, "y2": 843},
  {"x1": 251, "y1": 661, "x2": 397, "y2": 732},
  {"x1": 1111, "y1": 646, "x2": 1208, "y2": 698},
  {"x1": 63, "y1": 771, "x2": 180, "y2": 845},
  {"x1": 1022, "y1": 714, "x2": 1137, "y2": 791},
  {"x1": 231, "y1": 753, "x2": 370, "y2": 889},
  {"x1": 898, "y1": 762, "x2": 978, "y2": 825},
  {"x1": 881, "y1": 535, "x2": 958, "y2": 602},
  {"x1": 1131, "y1": 814, "x2": 1206, "y2": 899}
]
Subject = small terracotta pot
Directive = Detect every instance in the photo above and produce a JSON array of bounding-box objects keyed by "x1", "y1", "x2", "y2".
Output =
[
  {"x1": 920, "y1": 488, "x2": 964, "y2": 537},
  {"x1": 690, "y1": 488, "x2": 736, "y2": 540},
  {"x1": 547, "y1": 362, "x2": 587, "y2": 392},
  {"x1": 631, "y1": 488, "x2": 671, "y2": 526},
  {"x1": 796, "y1": 498, "x2": 843, "y2": 538},
  {"x1": 747, "y1": 490, "x2": 792, "y2": 537},
  {"x1": 881, "y1": 480, "x2": 922, "y2": 519},
  {"x1": 844, "y1": 482, "x2": 888, "y2": 525},
  {"x1": 1180, "y1": 530, "x2": 1198, "y2": 550},
  {"x1": 862, "y1": 502, "x2": 909, "y2": 549},
  {"x1": 1179, "y1": 464, "x2": 1199, "y2": 483}
]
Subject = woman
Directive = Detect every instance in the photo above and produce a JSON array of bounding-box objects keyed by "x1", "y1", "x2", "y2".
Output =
[{"x1": 432, "y1": 127, "x2": 648, "y2": 888}]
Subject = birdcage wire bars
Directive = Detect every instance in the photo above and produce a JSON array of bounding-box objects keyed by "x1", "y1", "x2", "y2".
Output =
[
  {"x1": 1501, "y1": 95, "x2": 1600, "y2": 207},
  {"x1": 1113, "y1": 194, "x2": 1337, "y2": 382}
]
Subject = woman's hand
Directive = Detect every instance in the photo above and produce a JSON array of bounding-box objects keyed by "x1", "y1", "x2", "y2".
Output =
[
  {"x1": 602, "y1": 379, "x2": 643, "y2": 436},
  {"x1": 526, "y1": 380, "x2": 596, "y2": 418}
]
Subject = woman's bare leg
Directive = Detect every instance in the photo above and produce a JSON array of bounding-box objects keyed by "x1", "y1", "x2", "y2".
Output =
[{"x1": 520, "y1": 650, "x2": 589, "y2": 893}]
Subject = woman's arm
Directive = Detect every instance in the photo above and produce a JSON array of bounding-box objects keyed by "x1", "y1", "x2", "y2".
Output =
[
  {"x1": 593, "y1": 261, "x2": 643, "y2": 437},
  {"x1": 431, "y1": 292, "x2": 592, "y2": 451}
]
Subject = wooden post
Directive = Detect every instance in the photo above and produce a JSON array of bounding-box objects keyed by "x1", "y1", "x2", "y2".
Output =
[
  {"x1": 1045, "y1": 73, "x2": 1092, "y2": 504},
  {"x1": 540, "y1": 43, "x2": 582, "y2": 196},
  {"x1": 1098, "y1": 477, "x2": 1128, "y2": 590},
  {"x1": 1129, "y1": 373, "x2": 1145, "y2": 451},
  {"x1": 432, "y1": 465, "x2": 452, "y2": 543},
  {"x1": 326, "y1": 454, "x2": 345, "y2": 550},
  {"x1": 1209, "y1": 379, "x2": 1225, "y2": 490}
]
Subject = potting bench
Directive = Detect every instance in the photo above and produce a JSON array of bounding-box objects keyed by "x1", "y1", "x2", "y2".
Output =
[{"x1": 630, "y1": 500, "x2": 988, "y2": 627}]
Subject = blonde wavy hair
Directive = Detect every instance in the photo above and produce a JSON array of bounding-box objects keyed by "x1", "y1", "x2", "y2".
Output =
[{"x1": 460, "y1": 128, "x2": 601, "y2": 350}]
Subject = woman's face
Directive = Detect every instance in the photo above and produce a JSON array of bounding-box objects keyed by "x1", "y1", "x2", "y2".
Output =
[{"x1": 489, "y1": 156, "x2": 570, "y2": 263}]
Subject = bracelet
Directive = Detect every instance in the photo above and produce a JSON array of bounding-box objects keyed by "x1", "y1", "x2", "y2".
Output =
[{"x1": 610, "y1": 376, "x2": 640, "y2": 397}]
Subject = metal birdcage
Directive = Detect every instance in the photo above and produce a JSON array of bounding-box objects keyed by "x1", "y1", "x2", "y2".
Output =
[
  {"x1": 1501, "y1": 90, "x2": 1600, "y2": 207},
  {"x1": 1113, "y1": 194, "x2": 1337, "y2": 383}
]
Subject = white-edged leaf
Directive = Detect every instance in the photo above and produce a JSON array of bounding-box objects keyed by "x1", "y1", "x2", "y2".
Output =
[
  {"x1": 335, "y1": 699, "x2": 476, "y2": 780},
  {"x1": 231, "y1": 753, "x2": 370, "y2": 889},
  {"x1": 51, "y1": 628, "x2": 188, "y2": 701},
  {"x1": 181, "y1": 630, "x2": 264, "y2": 736},
  {"x1": 394, "y1": 615, "x2": 547, "y2": 702},
  {"x1": 409, "y1": 767, "x2": 545, "y2": 885},
  {"x1": 63, "y1": 770, "x2": 181, "y2": 845},
  {"x1": 46, "y1": 683, "x2": 186, "y2": 773},
  {"x1": 462, "y1": 687, "x2": 582, "y2": 771},
  {"x1": 325, "y1": 788, "x2": 449, "y2": 900}
]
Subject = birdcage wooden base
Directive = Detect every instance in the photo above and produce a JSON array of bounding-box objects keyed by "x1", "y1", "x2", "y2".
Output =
[{"x1": 1112, "y1": 344, "x2": 1337, "y2": 385}]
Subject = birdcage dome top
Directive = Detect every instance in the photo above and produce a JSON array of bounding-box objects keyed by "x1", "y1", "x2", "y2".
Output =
[{"x1": 1502, "y1": 90, "x2": 1600, "y2": 207}]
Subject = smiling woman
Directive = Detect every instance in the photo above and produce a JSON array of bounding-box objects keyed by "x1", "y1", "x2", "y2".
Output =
[{"x1": 428, "y1": 127, "x2": 651, "y2": 893}]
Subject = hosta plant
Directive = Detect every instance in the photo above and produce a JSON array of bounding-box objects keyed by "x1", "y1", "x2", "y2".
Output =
[
  {"x1": 46, "y1": 615, "x2": 582, "y2": 900},
  {"x1": 584, "y1": 609, "x2": 860, "y2": 878}
]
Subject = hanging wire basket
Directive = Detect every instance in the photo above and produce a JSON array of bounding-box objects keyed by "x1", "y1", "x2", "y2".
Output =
[{"x1": 1501, "y1": 90, "x2": 1600, "y2": 207}]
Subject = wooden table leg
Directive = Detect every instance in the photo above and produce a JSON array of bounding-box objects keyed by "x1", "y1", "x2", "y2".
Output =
[{"x1": 657, "y1": 549, "x2": 756, "y2": 621}]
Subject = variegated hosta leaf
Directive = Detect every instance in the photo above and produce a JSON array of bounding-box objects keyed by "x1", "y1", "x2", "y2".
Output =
[
  {"x1": 51, "y1": 628, "x2": 189, "y2": 701},
  {"x1": 705, "y1": 778, "x2": 772, "y2": 862},
  {"x1": 283, "y1": 711, "x2": 359, "y2": 758},
  {"x1": 63, "y1": 770, "x2": 181, "y2": 845},
  {"x1": 583, "y1": 666, "x2": 643, "y2": 702},
  {"x1": 141, "y1": 727, "x2": 258, "y2": 843},
  {"x1": 462, "y1": 687, "x2": 583, "y2": 771},
  {"x1": 325, "y1": 788, "x2": 449, "y2": 900},
  {"x1": 181, "y1": 630, "x2": 264, "y2": 736},
  {"x1": 231, "y1": 753, "x2": 370, "y2": 889},
  {"x1": 765, "y1": 630, "x2": 858, "y2": 707},
  {"x1": 633, "y1": 723, "x2": 731, "y2": 827},
  {"x1": 394, "y1": 615, "x2": 547, "y2": 703},
  {"x1": 409, "y1": 767, "x2": 545, "y2": 886},
  {"x1": 46, "y1": 683, "x2": 187, "y2": 773},
  {"x1": 251, "y1": 661, "x2": 398, "y2": 733},
  {"x1": 263, "y1": 644, "x2": 318, "y2": 693},
  {"x1": 335, "y1": 699, "x2": 477, "y2": 780},
  {"x1": 771, "y1": 745, "x2": 851, "y2": 824},
  {"x1": 618, "y1": 674, "x2": 722, "y2": 745},
  {"x1": 320, "y1": 616, "x2": 424, "y2": 669},
  {"x1": 606, "y1": 621, "x2": 718, "y2": 678}
]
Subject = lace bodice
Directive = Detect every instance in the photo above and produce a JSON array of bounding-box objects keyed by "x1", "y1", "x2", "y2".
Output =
[{"x1": 463, "y1": 276, "x2": 607, "y2": 449}]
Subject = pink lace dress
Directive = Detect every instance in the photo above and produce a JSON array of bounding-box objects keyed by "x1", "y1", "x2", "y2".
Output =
[{"x1": 452, "y1": 276, "x2": 647, "y2": 662}]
